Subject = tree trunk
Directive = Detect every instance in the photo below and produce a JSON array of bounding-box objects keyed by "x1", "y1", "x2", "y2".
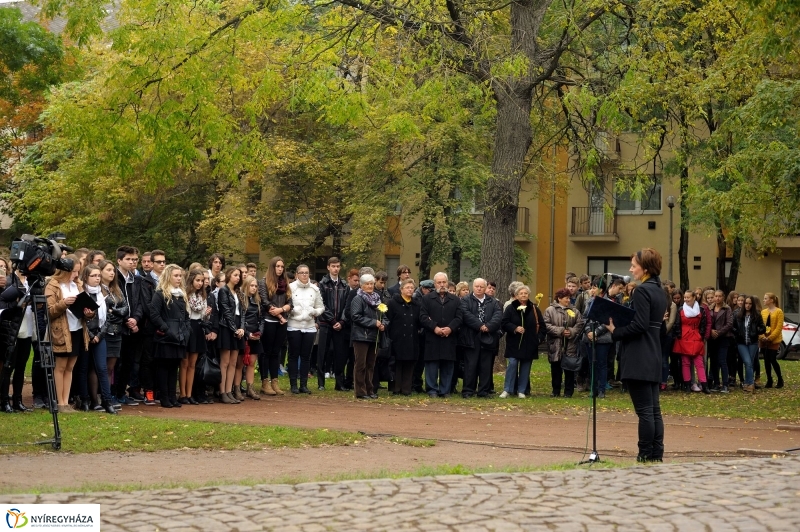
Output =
[
  {"x1": 418, "y1": 214, "x2": 435, "y2": 281},
  {"x1": 480, "y1": 88, "x2": 532, "y2": 296},
  {"x1": 727, "y1": 236, "x2": 742, "y2": 292},
  {"x1": 678, "y1": 164, "x2": 690, "y2": 291},
  {"x1": 716, "y1": 226, "x2": 728, "y2": 292},
  {"x1": 445, "y1": 188, "x2": 461, "y2": 283}
]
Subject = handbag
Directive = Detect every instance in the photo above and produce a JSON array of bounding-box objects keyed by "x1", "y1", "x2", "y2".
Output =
[
  {"x1": 199, "y1": 353, "x2": 221, "y2": 385},
  {"x1": 561, "y1": 353, "x2": 582, "y2": 372}
]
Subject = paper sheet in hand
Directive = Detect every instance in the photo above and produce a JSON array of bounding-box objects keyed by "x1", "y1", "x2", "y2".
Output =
[
  {"x1": 69, "y1": 291, "x2": 100, "y2": 317},
  {"x1": 585, "y1": 296, "x2": 635, "y2": 328}
]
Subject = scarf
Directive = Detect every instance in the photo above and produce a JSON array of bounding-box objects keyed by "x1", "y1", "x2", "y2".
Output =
[
  {"x1": 86, "y1": 284, "x2": 107, "y2": 327},
  {"x1": 683, "y1": 301, "x2": 701, "y2": 318},
  {"x1": 357, "y1": 288, "x2": 381, "y2": 308},
  {"x1": 170, "y1": 288, "x2": 186, "y2": 298},
  {"x1": 189, "y1": 292, "x2": 206, "y2": 313},
  {"x1": 276, "y1": 277, "x2": 287, "y2": 294}
]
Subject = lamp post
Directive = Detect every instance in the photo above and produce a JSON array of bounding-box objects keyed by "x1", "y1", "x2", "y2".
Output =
[{"x1": 667, "y1": 195, "x2": 676, "y2": 282}]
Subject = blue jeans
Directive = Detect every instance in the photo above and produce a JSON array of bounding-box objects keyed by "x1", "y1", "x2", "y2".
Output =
[
  {"x1": 503, "y1": 358, "x2": 533, "y2": 394},
  {"x1": 425, "y1": 361, "x2": 454, "y2": 396},
  {"x1": 737, "y1": 343, "x2": 758, "y2": 386},
  {"x1": 591, "y1": 343, "x2": 610, "y2": 396}
]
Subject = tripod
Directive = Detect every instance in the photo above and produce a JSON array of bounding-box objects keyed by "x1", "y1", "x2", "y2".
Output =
[
  {"x1": 22, "y1": 275, "x2": 61, "y2": 450},
  {"x1": 579, "y1": 319, "x2": 600, "y2": 464}
]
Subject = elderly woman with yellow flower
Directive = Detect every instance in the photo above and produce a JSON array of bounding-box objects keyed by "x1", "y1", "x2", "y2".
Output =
[
  {"x1": 500, "y1": 285, "x2": 546, "y2": 398},
  {"x1": 544, "y1": 287, "x2": 585, "y2": 397},
  {"x1": 350, "y1": 273, "x2": 389, "y2": 399}
]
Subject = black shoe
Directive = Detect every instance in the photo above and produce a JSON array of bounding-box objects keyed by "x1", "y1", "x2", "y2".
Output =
[
  {"x1": 160, "y1": 397, "x2": 174, "y2": 408},
  {"x1": 428, "y1": 392, "x2": 438, "y2": 399},
  {"x1": 33, "y1": 396, "x2": 46, "y2": 409},
  {"x1": 172, "y1": 397, "x2": 182, "y2": 408},
  {"x1": 188, "y1": 397, "x2": 199, "y2": 405},
  {"x1": 1, "y1": 399, "x2": 15, "y2": 414},
  {"x1": 12, "y1": 397, "x2": 32, "y2": 412},
  {"x1": 357, "y1": 395, "x2": 371, "y2": 399},
  {"x1": 178, "y1": 397, "x2": 190, "y2": 405},
  {"x1": 128, "y1": 389, "x2": 145, "y2": 402},
  {"x1": 765, "y1": 379, "x2": 773, "y2": 389},
  {"x1": 549, "y1": 392, "x2": 560, "y2": 398},
  {"x1": 701, "y1": 382, "x2": 711, "y2": 395},
  {"x1": 101, "y1": 400, "x2": 118, "y2": 415},
  {"x1": 462, "y1": 393, "x2": 473, "y2": 399},
  {"x1": 440, "y1": 393, "x2": 451, "y2": 398},
  {"x1": 777, "y1": 378, "x2": 784, "y2": 389},
  {"x1": 291, "y1": 386, "x2": 300, "y2": 394},
  {"x1": 564, "y1": 393, "x2": 573, "y2": 398},
  {"x1": 369, "y1": 393, "x2": 378, "y2": 399},
  {"x1": 81, "y1": 402, "x2": 90, "y2": 412},
  {"x1": 298, "y1": 386, "x2": 312, "y2": 394},
  {"x1": 318, "y1": 386, "x2": 325, "y2": 391}
]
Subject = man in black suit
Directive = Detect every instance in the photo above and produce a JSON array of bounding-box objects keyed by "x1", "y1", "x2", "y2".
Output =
[{"x1": 419, "y1": 272, "x2": 462, "y2": 397}]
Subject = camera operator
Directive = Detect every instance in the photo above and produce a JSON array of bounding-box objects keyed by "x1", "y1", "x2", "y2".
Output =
[
  {"x1": 606, "y1": 248, "x2": 668, "y2": 463},
  {"x1": 0, "y1": 267, "x2": 35, "y2": 413}
]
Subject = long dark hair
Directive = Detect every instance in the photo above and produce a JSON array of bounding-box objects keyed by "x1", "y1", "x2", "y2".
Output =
[
  {"x1": 743, "y1": 295, "x2": 762, "y2": 317},
  {"x1": 186, "y1": 268, "x2": 207, "y2": 299}
]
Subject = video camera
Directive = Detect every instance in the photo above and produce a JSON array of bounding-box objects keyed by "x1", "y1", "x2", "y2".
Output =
[{"x1": 9, "y1": 234, "x2": 74, "y2": 277}]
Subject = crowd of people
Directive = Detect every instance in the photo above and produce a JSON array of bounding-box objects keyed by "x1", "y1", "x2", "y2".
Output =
[{"x1": 0, "y1": 246, "x2": 787, "y2": 418}]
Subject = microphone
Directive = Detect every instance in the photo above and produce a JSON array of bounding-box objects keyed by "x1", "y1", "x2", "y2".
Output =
[{"x1": 604, "y1": 272, "x2": 631, "y2": 284}]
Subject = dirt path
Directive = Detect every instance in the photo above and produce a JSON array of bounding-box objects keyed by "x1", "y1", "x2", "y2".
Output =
[
  {"x1": 4, "y1": 396, "x2": 797, "y2": 492},
  {"x1": 123, "y1": 396, "x2": 799, "y2": 455}
]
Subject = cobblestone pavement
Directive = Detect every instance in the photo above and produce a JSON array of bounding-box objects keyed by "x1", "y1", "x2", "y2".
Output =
[{"x1": 5, "y1": 456, "x2": 800, "y2": 531}]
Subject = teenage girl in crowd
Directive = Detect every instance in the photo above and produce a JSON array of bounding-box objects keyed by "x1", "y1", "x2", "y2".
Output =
[
  {"x1": 182, "y1": 269, "x2": 209, "y2": 405},
  {"x1": 81, "y1": 264, "x2": 117, "y2": 414},
  {"x1": 98, "y1": 260, "x2": 127, "y2": 403},
  {"x1": 673, "y1": 290, "x2": 710, "y2": 394},
  {"x1": 760, "y1": 292, "x2": 784, "y2": 388},
  {"x1": 217, "y1": 267, "x2": 245, "y2": 403},
  {"x1": 286, "y1": 264, "x2": 324, "y2": 394},
  {"x1": 240, "y1": 275, "x2": 263, "y2": 400},
  {"x1": 732, "y1": 295, "x2": 765, "y2": 393},
  {"x1": 258, "y1": 257, "x2": 291, "y2": 396}
]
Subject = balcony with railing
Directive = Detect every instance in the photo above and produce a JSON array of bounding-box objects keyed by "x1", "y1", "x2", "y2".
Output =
[
  {"x1": 515, "y1": 207, "x2": 530, "y2": 239},
  {"x1": 570, "y1": 207, "x2": 619, "y2": 241}
]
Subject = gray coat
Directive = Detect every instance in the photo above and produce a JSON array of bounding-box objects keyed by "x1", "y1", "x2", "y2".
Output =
[{"x1": 543, "y1": 303, "x2": 585, "y2": 363}]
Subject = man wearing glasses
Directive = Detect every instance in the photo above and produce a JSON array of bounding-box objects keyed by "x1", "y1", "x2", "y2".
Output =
[{"x1": 388, "y1": 265, "x2": 412, "y2": 297}]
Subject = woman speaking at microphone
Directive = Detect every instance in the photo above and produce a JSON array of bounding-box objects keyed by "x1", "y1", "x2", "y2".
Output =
[{"x1": 606, "y1": 248, "x2": 668, "y2": 463}]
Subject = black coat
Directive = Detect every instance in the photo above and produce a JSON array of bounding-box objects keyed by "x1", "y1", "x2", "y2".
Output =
[
  {"x1": 458, "y1": 294, "x2": 503, "y2": 350},
  {"x1": 349, "y1": 293, "x2": 386, "y2": 345},
  {"x1": 419, "y1": 291, "x2": 462, "y2": 362},
  {"x1": 104, "y1": 289, "x2": 129, "y2": 337},
  {"x1": 319, "y1": 275, "x2": 350, "y2": 327},
  {"x1": 502, "y1": 300, "x2": 546, "y2": 361},
  {"x1": 611, "y1": 276, "x2": 668, "y2": 383},
  {"x1": 732, "y1": 309, "x2": 766, "y2": 345},
  {"x1": 217, "y1": 286, "x2": 246, "y2": 332},
  {"x1": 113, "y1": 269, "x2": 147, "y2": 331},
  {"x1": 386, "y1": 294, "x2": 420, "y2": 362},
  {"x1": 244, "y1": 296, "x2": 263, "y2": 335},
  {"x1": 149, "y1": 291, "x2": 191, "y2": 346},
  {"x1": 207, "y1": 290, "x2": 220, "y2": 334}
]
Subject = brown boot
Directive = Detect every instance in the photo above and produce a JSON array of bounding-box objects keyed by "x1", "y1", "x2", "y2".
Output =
[
  {"x1": 261, "y1": 379, "x2": 276, "y2": 396},
  {"x1": 271, "y1": 378, "x2": 285, "y2": 395},
  {"x1": 233, "y1": 386, "x2": 245, "y2": 401},
  {"x1": 220, "y1": 392, "x2": 233, "y2": 404},
  {"x1": 246, "y1": 384, "x2": 261, "y2": 400},
  {"x1": 743, "y1": 384, "x2": 754, "y2": 393}
]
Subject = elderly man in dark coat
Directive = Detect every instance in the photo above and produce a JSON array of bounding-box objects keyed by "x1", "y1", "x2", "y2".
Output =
[
  {"x1": 458, "y1": 278, "x2": 503, "y2": 398},
  {"x1": 419, "y1": 272, "x2": 462, "y2": 397}
]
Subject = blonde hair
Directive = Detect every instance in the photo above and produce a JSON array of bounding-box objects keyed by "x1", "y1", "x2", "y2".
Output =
[
  {"x1": 764, "y1": 292, "x2": 779, "y2": 307},
  {"x1": 241, "y1": 275, "x2": 261, "y2": 306},
  {"x1": 455, "y1": 281, "x2": 469, "y2": 297},
  {"x1": 156, "y1": 264, "x2": 189, "y2": 311}
]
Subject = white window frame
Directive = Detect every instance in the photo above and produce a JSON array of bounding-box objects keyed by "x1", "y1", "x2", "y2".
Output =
[{"x1": 614, "y1": 176, "x2": 663, "y2": 215}]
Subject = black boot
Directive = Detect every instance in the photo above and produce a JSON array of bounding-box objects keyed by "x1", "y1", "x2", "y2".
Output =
[
  {"x1": 765, "y1": 377, "x2": 773, "y2": 389},
  {"x1": 12, "y1": 396, "x2": 32, "y2": 413},
  {"x1": 1, "y1": 396, "x2": 15, "y2": 414},
  {"x1": 777, "y1": 377, "x2": 784, "y2": 389},
  {"x1": 290, "y1": 381, "x2": 299, "y2": 394},
  {"x1": 701, "y1": 382, "x2": 711, "y2": 395},
  {"x1": 101, "y1": 399, "x2": 118, "y2": 415}
]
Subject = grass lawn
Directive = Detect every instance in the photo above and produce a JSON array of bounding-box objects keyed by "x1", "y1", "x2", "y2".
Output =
[
  {"x1": 279, "y1": 356, "x2": 800, "y2": 422},
  {"x1": 0, "y1": 411, "x2": 360, "y2": 455}
]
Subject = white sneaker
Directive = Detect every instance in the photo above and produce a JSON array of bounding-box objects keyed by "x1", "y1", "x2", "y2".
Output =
[
  {"x1": 499, "y1": 391, "x2": 509, "y2": 398},
  {"x1": 691, "y1": 383, "x2": 701, "y2": 392},
  {"x1": 324, "y1": 372, "x2": 331, "y2": 379},
  {"x1": 517, "y1": 393, "x2": 526, "y2": 399}
]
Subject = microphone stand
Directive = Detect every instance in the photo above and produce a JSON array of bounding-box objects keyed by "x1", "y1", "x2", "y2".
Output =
[{"x1": 580, "y1": 319, "x2": 601, "y2": 464}]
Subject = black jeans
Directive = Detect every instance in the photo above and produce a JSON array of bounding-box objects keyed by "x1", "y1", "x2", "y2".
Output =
[
  {"x1": 394, "y1": 360, "x2": 415, "y2": 395},
  {"x1": 1, "y1": 337, "x2": 32, "y2": 399},
  {"x1": 287, "y1": 330, "x2": 315, "y2": 388},
  {"x1": 156, "y1": 358, "x2": 179, "y2": 402},
  {"x1": 763, "y1": 348, "x2": 782, "y2": 384},
  {"x1": 260, "y1": 321, "x2": 287, "y2": 381},
  {"x1": 138, "y1": 324, "x2": 155, "y2": 392},
  {"x1": 462, "y1": 345, "x2": 493, "y2": 396},
  {"x1": 626, "y1": 379, "x2": 664, "y2": 460},
  {"x1": 550, "y1": 361, "x2": 575, "y2": 396},
  {"x1": 114, "y1": 332, "x2": 142, "y2": 398},
  {"x1": 708, "y1": 337, "x2": 729, "y2": 389},
  {"x1": 317, "y1": 325, "x2": 349, "y2": 389}
]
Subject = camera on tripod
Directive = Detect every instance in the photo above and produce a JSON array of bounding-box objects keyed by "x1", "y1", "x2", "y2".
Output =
[{"x1": 9, "y1": 234, "x2": 74, "y2": 278}]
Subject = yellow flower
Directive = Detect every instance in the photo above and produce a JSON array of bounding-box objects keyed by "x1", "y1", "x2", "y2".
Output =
[
  {"x1": 535, "y1": 293, "x2": 544, "y2": 304},
  {"x1": 377, "y1": 303, "x2": 388, "y2": 313},
  {"x1": 566, "y1": 309, "x2": 576, "y2": 318}
]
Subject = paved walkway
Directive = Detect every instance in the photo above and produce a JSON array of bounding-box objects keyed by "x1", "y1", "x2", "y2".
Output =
[{"x1": 6, "y1": 456, "x2": 800, "y2": 531}]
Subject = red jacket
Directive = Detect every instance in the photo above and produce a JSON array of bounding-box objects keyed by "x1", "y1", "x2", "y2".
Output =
[{"x1": 673, "y1": 309, "x2": 705, "y2": 356}]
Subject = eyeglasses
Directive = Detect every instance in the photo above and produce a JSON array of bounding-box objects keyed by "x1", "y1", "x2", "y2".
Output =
[
  {"x1": 153, "y1": 260, "x2": 165, "y2": 264},
  {"x1": 297, "y1": 271, "x2": 310, "y2": 275}
]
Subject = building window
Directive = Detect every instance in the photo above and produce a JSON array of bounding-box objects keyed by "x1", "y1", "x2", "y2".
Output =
[
  {"x1": 615, "y1": 176, "x2": 662, "y2": 213},
  {"x1": 385, "y1": 256, "x2": 400, "y2": 285},
  {"x1": 785, "y1": 261, "x2": 800, "y2": 322},
  {"x1": 588, "y1": 257, "x2": 633, "y2": 278}
]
